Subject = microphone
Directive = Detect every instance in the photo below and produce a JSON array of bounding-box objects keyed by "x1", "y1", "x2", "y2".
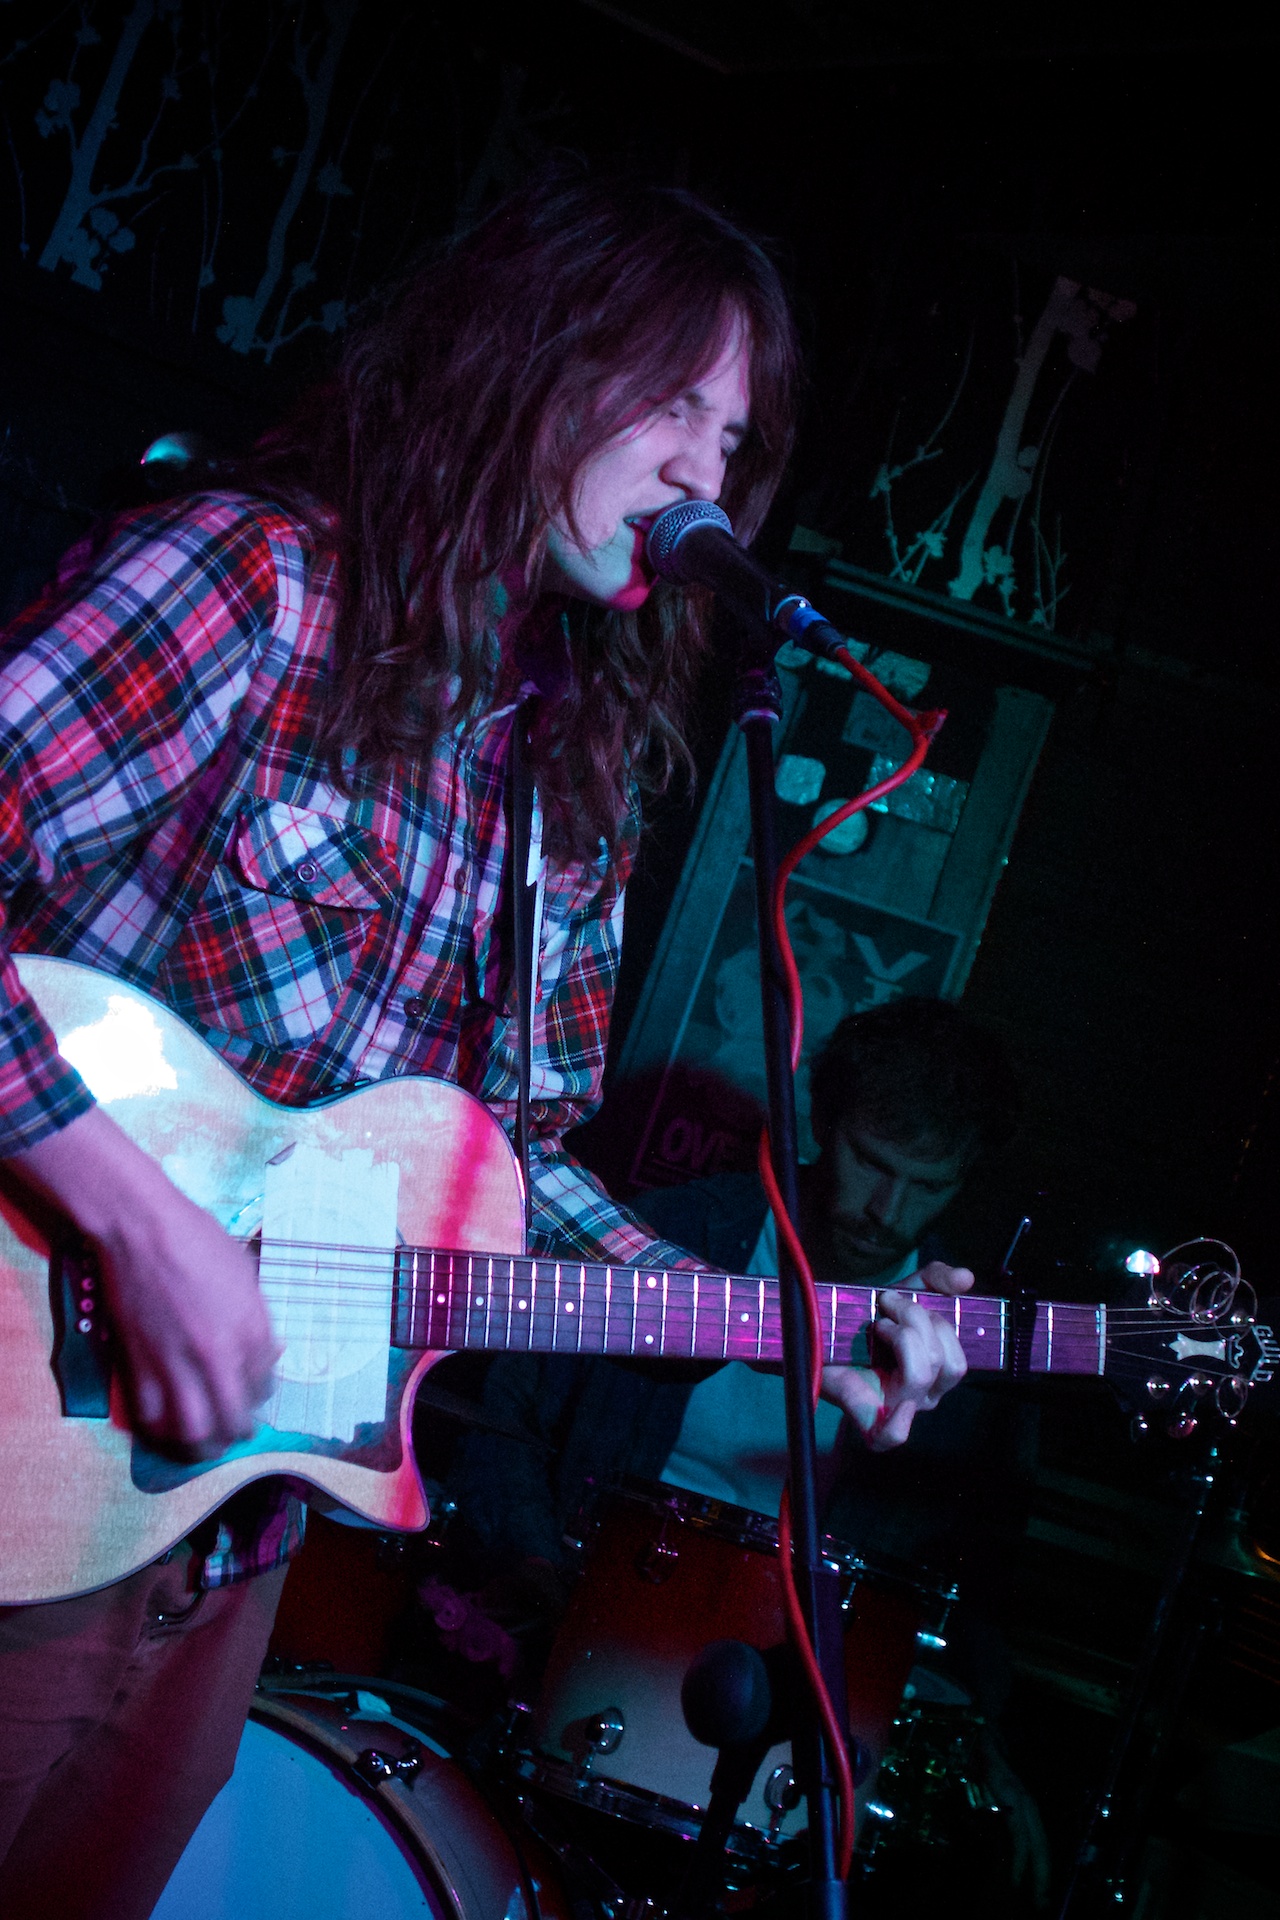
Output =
[
  {"x1": 645, "y1": 501, "x2": 848, "y2": 663},
  {"x1": 681, "y1": 1638, "x2": 773, "y2": 1749}
]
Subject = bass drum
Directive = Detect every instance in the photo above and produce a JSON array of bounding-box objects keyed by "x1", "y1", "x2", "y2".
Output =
[{"x1": 154, "y1": 1683, "x2": 567, "y2": 1920}]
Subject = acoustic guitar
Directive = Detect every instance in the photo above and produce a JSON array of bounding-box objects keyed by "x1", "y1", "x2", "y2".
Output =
[{"x1": 2, "y1": 956, "x2": 1274, "y2": 1604}]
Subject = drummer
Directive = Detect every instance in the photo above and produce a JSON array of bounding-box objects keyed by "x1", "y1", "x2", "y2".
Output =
[
  {"x1": 444, "y1": 996, "x2": 1047, "y2": 1896},
  {"x1": 447, "y1": 995, "x2": 1014, "y2": 1562}
]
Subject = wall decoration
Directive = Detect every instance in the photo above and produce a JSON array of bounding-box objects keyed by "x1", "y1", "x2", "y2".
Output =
[
  {"x1": 0, "y1": 2, "x2": 540, "y2": 363},
  {"x1": 800, "y1": 247, "x2": 1141, "y2": 645}
]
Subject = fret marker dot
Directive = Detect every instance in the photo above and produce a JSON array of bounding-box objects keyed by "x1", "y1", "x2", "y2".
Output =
[
  {"x1": 740, "y1": 1312, "x2": 750, "y2": 1322},
  {"x1": 517, "y1": 1299, "x2": 528, "y2": 1310},
  {"x1": 977, "y1": 1327, "x2": 985, "y2": 1337},
  {"x1": 475, "y1": 1295, "x2": 485, "y2": 1307},
  {"x1": 647, "y1": 1277, "x2": 657, "y2": 1288},
  {"x1": 436, "y1": 1293, "x2": 446, "y2": 1305},
  {"x1": 644, "y1": 1333, "x2": 654, "y2": 1345},
  {"x1": 564, "y1": 1301, "x2": 574, "y2": 1313}
]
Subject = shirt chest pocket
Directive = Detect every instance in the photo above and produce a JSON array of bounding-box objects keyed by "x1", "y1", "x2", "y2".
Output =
[{"x1": 160, "y1": 800, "x2": 403, "y2": 1052}]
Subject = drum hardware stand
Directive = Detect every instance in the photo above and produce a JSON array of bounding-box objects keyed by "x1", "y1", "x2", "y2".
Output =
[
  {"x1": 734, "y1": 642, "x2": 848, "y2": 1920},
  {"x1": 1056, "y1": 1439, "x2": 1222, "y2": 1917},
  {"x1": 676, "y1": 1737, "x2": 777, "y2": 1919}
]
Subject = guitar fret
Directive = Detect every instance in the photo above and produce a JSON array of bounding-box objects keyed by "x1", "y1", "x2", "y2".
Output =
[
  {"x1": 1097, "y1": 1304, "x2": 1106, "y2": 1375},
  {"x1": 828, "y1": 1286, "x2": 837, "y2": 1362},
  {"x1": 636, "y1": 1272, "x2": 659, "y2": 1352},
  {"x1": 998, "y1": 1298, "x2": 1007, "y2": 1371},
  {"x1": 1046, "y1": 1301, "x2": 1054, "y2": 1373},
  {"x1": 525, "y1": 1261, "x2": 539, "y2": 1349},
  {"x1": 692, "y1": 1271, "x2": 699, "y2": 1357},
  {"x1": 722, "y1": 1275, "x2": 730, "y2": 1360},
  {"x1": 514, "y1": 1258, "x2": 529, "y2": 1351},
  {"x1": 405, "y1": 1246, "x2": 415, "y2": 1346},
  {"x1": 575, "y1": 1264, "x2": 584, "y2": 1353},
  {"x1": 604, "y1": 1266, "x2": 612, "y2": 1351},
  {"x1": 661, "y1": 1270, "x2": 668, "y2": 1355},
  {"x1": 757, "y1": 1280, "x2": 764, "y2": 1361}
]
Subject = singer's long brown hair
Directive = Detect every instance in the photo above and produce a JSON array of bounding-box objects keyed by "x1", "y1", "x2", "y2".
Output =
[{"x1": 238, "y1": 172, "x2": 799, "y2": 865}]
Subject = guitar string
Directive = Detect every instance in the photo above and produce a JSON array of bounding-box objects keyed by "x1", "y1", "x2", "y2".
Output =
[
  {"x1": 251, "y1": 1269, "x2": 1235, "y2": 1328},
  {"x1": 251, "y1": 1241, "x2": 1246, "y2": 1323}
]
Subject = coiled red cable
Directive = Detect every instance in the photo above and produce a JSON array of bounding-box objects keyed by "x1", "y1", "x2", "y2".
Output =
[{"x1": 760, "y1": 642, "x2": 945, "y2": 1880}]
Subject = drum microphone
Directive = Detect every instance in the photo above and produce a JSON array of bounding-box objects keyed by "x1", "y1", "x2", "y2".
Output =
[
  {"x1": 681, "y1": 1639, "x2": 774, "y2": 1749},
  {"x1": 644, "y1": 502, "x2": 849, "y2": 664}
]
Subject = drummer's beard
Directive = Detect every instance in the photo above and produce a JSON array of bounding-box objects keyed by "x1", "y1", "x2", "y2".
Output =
[{"x1": 798, "y1": 1167, "x2": 916, "y2": 1285}]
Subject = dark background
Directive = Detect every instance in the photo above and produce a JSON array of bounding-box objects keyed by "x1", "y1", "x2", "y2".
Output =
[{"x1": 2, "y1": 1, "x2": 1275, "y2": 1301}]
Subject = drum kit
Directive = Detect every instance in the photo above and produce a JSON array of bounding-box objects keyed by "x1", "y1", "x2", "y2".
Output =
[{"x1": 156, "y1": 1480, "x2": 1007, "y2": 1919}]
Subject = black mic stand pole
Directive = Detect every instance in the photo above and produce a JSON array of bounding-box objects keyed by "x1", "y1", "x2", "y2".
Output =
[{"x1": 733, "y1": 637, "x2": 848, "y2": 1920}]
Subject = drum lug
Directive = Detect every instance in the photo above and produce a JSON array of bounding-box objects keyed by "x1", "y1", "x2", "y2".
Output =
[
  {"x1": 637, "y1": 1527, "x2": 679, "y2": 1584},
  {"x1": 763, "y1": 1763, "x2": 801, "y2": 1839},
  {"x1": 354, "y1": 1739, "x2": 424, "y2": 1788},
  {"x1": 582, "y1": 1707, "x2": 626, "y2": 1762}
]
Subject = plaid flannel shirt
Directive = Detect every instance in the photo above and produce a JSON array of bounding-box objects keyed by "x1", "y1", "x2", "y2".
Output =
[{"x1": 0, "y1": 493, "x2": 690, "y2": 1586}]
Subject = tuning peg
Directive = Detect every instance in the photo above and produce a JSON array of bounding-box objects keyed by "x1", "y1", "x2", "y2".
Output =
[
  {"x1": 1167, "y1": 1413, "x2": 1198, "y2": 1440},
  {"x1": 1130, "y1": 1415, "x2": 1150, "y2": 1441}
]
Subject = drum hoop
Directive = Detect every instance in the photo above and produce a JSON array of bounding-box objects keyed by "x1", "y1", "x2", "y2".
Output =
[
  {"x1": 513, "y1": 1753, "x2": 787, "y2": 1862},
  {"x1": 250, "y1": 1690, "x2": 531, "y2": 1920},
  {"x1": 612, "y1": 1478, "x2": 958, "y2": 1610}
]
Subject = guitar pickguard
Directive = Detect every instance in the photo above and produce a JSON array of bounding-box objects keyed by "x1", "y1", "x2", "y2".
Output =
[{"x1": 128, "y1": 1347, "x2": 416, "y2": 1491}]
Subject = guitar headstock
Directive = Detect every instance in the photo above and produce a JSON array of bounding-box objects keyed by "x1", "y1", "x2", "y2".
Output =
[{"x1": 1103, "y1": 1239, "x2": 1278, "y2": 1438}]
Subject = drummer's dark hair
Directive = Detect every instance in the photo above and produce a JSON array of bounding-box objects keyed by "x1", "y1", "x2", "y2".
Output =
[{"x1": 810, "y1": 998, "x2": 1020, "y2": 1159}]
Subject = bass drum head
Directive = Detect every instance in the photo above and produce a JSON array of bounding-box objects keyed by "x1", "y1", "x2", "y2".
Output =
[{"x1": 154, "y1": 1687, "x2": 552, "y2": 1920}]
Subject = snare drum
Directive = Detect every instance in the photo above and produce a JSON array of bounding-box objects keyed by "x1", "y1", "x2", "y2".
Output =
[
  {"x1": 521, "y1": 1481, "x2": 954, "y2": 1855},
  {"x1": 154, "y1": 1682, "x2": 567, "y2": 1920}
]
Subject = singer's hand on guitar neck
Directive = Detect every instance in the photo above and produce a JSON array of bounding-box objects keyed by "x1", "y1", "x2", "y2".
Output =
[
  {"x1": 821, "y1": 1260, "x2": 972, "y2": 1451},
  {"x1": 7, "y1": 1105, "x2": 279, "y2": 1457}
]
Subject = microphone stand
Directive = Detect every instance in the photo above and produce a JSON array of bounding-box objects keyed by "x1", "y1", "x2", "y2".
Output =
[{"x1": 733, "y1": 638, "x2": 848, "y2": 1920}]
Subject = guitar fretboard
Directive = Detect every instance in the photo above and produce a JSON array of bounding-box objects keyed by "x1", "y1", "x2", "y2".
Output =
[{"x1": 391, "y1": 1250, "x2": 1107, "y2": 1377}]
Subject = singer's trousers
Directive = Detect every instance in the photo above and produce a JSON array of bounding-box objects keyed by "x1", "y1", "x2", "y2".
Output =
[{"x1": 0, "y1": 1546, "x2": 286, "y2": 1920}]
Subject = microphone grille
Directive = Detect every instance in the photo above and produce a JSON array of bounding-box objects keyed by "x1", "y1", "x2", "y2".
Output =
[{"x1": 645, "y1": 500, "x2": 734, "y2": 577}]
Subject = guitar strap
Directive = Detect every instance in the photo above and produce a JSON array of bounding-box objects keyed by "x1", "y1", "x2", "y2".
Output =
[{"x1": 506, "y1": 696, "x2": 540, "y2": 1243}]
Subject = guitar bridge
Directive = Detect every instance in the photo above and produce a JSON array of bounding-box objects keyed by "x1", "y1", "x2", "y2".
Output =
[{"x1": 50, "y1": 1230, "x2": 112, "y2": 1418}]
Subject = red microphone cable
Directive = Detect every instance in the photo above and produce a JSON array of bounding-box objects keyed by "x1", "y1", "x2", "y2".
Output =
[{"x1": 759, "y1": 643, "x2": 945, "y2": 1880}]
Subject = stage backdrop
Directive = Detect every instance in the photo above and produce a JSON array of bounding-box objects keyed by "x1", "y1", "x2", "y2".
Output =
[{"x1": 616, "y1": 584, "x2": 1067, "y2": 1186}]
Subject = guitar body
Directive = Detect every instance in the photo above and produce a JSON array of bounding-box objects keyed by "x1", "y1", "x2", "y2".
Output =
[{"x1": 0, "y1": 955, "x2": 524, "y2": 1604}]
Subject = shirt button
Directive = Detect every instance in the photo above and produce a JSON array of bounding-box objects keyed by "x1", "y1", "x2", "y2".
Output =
[
  {"x1": 453, "y1": 867, "x2": 467, "y2": 889},
  {"x1": 296, "y1": 860, "x2": 320, "y2": 883},
  {"x1": 403, "y1": 995, "x2": 428, "y2": 1021}
]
